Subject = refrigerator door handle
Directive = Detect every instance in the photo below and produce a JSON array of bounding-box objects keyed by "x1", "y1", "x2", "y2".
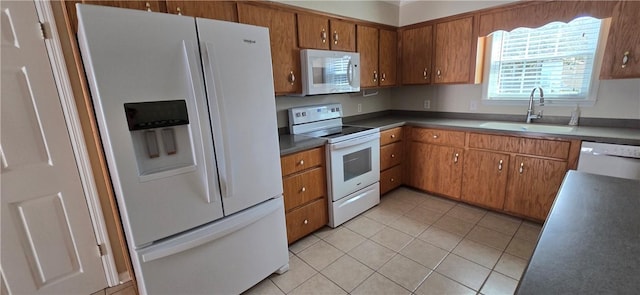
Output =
[
  {"x1": 202, "y1": 41, "x2": 233, "y2": 199},
  {"x1": 182, "y1": 40, "x2": 213, "y2": 204},
  {"x1": 139, "y1": 198, "x2": 281, "y2": 263}
]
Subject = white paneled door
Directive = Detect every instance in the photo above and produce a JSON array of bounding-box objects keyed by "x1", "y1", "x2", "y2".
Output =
[{"x1": 1, "y1": 1, "x2": 107, "y2": 294}]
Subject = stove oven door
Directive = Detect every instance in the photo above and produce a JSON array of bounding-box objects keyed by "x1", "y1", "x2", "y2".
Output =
[{"x1": 328, "y1": 133, "x2": 380, "y2": 201}]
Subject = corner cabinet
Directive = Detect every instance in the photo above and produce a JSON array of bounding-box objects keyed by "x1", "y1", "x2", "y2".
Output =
[
  {"x1": 280, "y1": 147, "x2": 328, "y2": 244},
  {"x1": 380, "y1": 127, "x2": 404, "y2": 194},
  {"x1": 297, "y1": 14, "x2": 356, "y2": 52},
  {"x1": 165, "y1": 1, "x2": 237, "y2": 21},
  {"x1": 600, "y1": 1, "x2": 640, "y2": 79},
  {"x1": 237, "y1": 3, "x2": 301, "y2": 95},
  {"x1": 401, "y1": 25, "x2": 433, "y2": 85},
  {"x1": 357, "y1": 26, "x2": 398, "y2": 88},
  {"x1": 433, "y1": 16, "x2": 475, "y2": 84},
  {"x1": 407, "y1": 128, "x2": 465, "y2": 198}
]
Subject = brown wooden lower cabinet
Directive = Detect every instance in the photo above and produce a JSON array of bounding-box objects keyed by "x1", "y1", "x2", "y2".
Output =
[
  {"x1": 408, "y1": 142, "x2": 463, "y2": 199},
  {"x1": 280, "y1": 147, "x2": 328, "y2": 244},
  {"x1": 504, "y1": 156, "x2": 568, "y2": 220},
  {"x1": 381, "y1": 165, "x2": 403, "y2": 194},
  {"x1": 461, "y1": 149, "x2": 509, "y2": 210}
]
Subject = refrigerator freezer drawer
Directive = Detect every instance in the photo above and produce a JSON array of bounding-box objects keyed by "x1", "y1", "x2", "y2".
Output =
[{"x1": 134, "y1": 197, "x2": 289, "y2": 294}]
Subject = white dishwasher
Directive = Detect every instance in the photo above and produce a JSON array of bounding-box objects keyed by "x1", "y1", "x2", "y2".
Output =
[{"x1": 577, "y1": 142, "x2": 640, "y2": 180}]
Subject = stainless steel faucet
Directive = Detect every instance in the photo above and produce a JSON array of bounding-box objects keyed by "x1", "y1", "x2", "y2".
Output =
[{"x1": 526, "y1": 87, "x2": 544, "y2": 123}]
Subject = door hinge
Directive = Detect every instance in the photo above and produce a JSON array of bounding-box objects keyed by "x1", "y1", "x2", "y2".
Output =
[
  {"x1": 38, "y1": 22, "x2": 47, "y2": 39},
  {"x1": 97, "y1": 243, "x2": 107, "y2": 256}
]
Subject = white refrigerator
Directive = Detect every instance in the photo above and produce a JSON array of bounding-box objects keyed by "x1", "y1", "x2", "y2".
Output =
[{"x1": 76, "y1": 4, "x2": 289, "y2": 294}]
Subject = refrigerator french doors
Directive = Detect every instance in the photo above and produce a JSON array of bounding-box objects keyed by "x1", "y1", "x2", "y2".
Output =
[{"x1": 77, "y1": 4, "x2": 288, "y2": 294}]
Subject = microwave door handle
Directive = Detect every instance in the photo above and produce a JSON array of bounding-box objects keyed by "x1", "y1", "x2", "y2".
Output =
[
  {"x1": 203, "y1": 42, "x2": 233, "y2": 199},
  {"x1": 347, "y1": 59, "x2": 353, "y2": 85},
  {"x1": 182, "y1": 40, "x2": 213, "y2": 204}
]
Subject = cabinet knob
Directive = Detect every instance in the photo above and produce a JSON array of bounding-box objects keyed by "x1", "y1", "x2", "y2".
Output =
[
  {"x1": 423, "y1": 68, "x2": 428, "y2": 79},
  {"x1": 432, "y1": 134, "x2": 439, "y2": 139},
  {"x1": 381, "y1": 73, "x2": 386, "y2": 82},
  {"x1": 622, "y1": 51, "x2": 630, "y2": 68},
  {"x1": 390, "y1": 178, "x2": 395, "y2": 182},
  {"x1": 391, "y1": 154, "x2": 396, "y2": 158},
  {"x1": 321, "y1": 29, "x2": 327, "y2": 43},
  {"x1": 436, "y1": 69, "x2": 442, "y2": 78},
  {"x1": 303, "y1": 219, "x2": 309, "y2": 225},
  {"x1": 145, "y1": 2, "x2": 152, "y2": 11},
  {"x1": 453, "y1": 153, "x2": 459, "y2": 163},
  {"x1": 298, "y1": 159, "x2": 304, "y2": 166},
  {"x1": 498, "y1": 159, "x2": 503, "y2": 171},
  {"x1": 288, "y1": 71, "x2": 296, "y2": 85},
  {"x1": 390, "y1": 134, "x2": 396, "y2": 138},
  {"x1": 373, "y1": 71, "x2": 378, "y2": 82},
  {"x1": 333, "y1": 31, "x2": 339, "y2": 45},
  {"x1": 301, "y1": 187, "x2": 306, "y2": 192},
  {"x1": 519, "y1": 162, "x2": 524, "y2": 174},
  {"x1": 176, "y1": 7, "x2": 182, "y2": 15}
]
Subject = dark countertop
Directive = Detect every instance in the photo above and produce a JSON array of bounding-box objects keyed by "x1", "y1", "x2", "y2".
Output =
[
  {"x1": 279, "y1": 134, "x2": 327, "y2": 156},
  {"x1": 516, "y1": 171, "x2": 640, "y2": 294},
  {"x1": 279, "y1": 114, "x2": 640, "y2": 155}
]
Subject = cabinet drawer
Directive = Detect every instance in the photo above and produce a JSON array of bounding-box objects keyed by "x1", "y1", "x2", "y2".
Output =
[
  {"x1": 282, "y1": 167, "x2": 326, "y2": 211},
  {"x1": 285, "y1": 197, "x2": 328, "y2": 243},
  {"x1": 412, "y1": 128, "x2": 465, "y2": 147},
  {"x1": 380, "y1": 127, "x2": 403, "y2": 146},
  {"x1": 468, "y1": 133, "x2": 520, "y2": 153},
  {"x1": 381, "y1": 165, "x2": 402, "y2": 194},
  {"x1": 281, "y1": 147, "x2": 324, "y2": 176},
  {"x1": 520, "y1": 138, "x2": 571, "y2": 159},
  {"x1": 380, "y1": 142, "x2": 403, "y2": 170}
]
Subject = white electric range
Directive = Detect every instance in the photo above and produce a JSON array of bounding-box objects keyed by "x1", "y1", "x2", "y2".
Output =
[{"x1": 289, "y1": 103, "x2": 380, "y2": 227}]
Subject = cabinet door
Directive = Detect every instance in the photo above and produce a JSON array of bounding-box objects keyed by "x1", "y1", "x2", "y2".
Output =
[
  {"x1": 379, "y1": 29, "x2": 398, "y2": 86},
  {"x1": 238, "y1": 3, "x2": 301, "y2": 95},
  {"x1": 504, "y1": 156, "x2": 567, "y2": 220},
  {"x1": 165, "y1": 1, "x2": 237, "y2": 21},
  {"x1": 330, "y1": 19, "x2": 356, "y2": 51},
  {"x1": 461, "y1": 150, "x2": 509, "y2": 210},
  {"x1": 297, "y1": 14, "x2": 330, "y2": 50},
  {"x1": 401, "y1": 25, "x2": 433, "y2": 84},
  {"x1": 600, "y1": 1, "x2": 640, "y2": 79},
  {"x1": 357, "y1": 25, "x2": 379, "y2": 88},
  {"x1": 434, "y1": 17, "x2": 473, "y2": 83},
  {"x1": 408, "y1": 143, "x2": 463, "y2": 198}
]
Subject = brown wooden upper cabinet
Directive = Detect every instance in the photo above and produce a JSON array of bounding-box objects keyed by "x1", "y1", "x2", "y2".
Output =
[
  {"x1": 237, "y1": 3, "x2": 301, "y2": 95},
  {"x1": 297, "y1": 14, "x2": 356, "y2": 52},
  {"x1": 64, "y1": 1, "x2": 166, "y2": 32},
  {"x1": 358, "y1": 25, "x2": 398, "y2": 88},
  {"x1": 401, "y1": 25, "x2": 433, "y2": 85},
  {"x1": 433, "y1": 17, "x2": 474, "y2": 84},
  {"x1": 600, "y1": 1, "x2": 640, "y2": 79},
  {"x1": 165, "y1": 1, "x2": 237, "y2": 22}
]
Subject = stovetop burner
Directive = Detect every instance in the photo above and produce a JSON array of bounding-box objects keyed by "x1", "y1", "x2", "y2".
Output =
[{"x1": 303, "y1": 125, "x2": 373, "y2": 138}]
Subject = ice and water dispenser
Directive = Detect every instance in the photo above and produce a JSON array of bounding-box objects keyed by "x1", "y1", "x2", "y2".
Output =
[{"x1": 124, "y1": 100, "x2": 195, "y2": 178}]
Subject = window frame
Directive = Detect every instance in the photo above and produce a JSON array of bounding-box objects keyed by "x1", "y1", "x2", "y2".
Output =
[{"x1": 481, "y1": 17, "x2": 611, "y2": 107}]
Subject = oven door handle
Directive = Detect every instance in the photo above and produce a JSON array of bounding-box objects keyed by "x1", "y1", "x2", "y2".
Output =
[{"x1": 331, "y1": 133, "x2": 380, "y2": 150}]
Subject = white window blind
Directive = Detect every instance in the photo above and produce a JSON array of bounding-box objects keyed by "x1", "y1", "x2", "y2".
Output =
[{"x1": 487, "y1": 17, "x2": 602, "y2": 101}]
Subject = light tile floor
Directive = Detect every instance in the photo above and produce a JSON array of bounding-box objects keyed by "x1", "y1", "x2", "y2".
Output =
[{"x1": 244, "y1": 187, "x2": 541, "y2": 295}]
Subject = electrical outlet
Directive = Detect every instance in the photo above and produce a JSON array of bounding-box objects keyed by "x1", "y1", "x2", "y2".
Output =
[
  {"x1": 357, "y1": 103, "x2": 362, "y2": 113},
  {"x1": 470, "y1": 101, "x2": 478, "y2": 111},
  {"x1": 424, "y1": 100, "x2": 431, "y2": 109}
]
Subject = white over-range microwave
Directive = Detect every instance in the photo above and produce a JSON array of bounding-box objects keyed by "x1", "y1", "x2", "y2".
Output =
[{"x1": 300, "y1": 49, "x2": 360, "y2": 96}]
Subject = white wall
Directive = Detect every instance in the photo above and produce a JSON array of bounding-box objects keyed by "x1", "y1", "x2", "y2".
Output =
[
  {"x1": 275, "y1": 0, "x2": 399, "y2": 26},
  {"x1": 276, "y1": 89, "x2": 393, "y2": 128},
  {"x1": 399, "y1": 0, "x2": 515, "y2": 26},
  {"x1": 390, "y1": 79, "x2": 640, "y2": 119}
]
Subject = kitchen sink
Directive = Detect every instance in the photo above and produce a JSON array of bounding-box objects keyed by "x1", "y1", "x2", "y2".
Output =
[{"x1": 479, "y1": 122, "x2": 576, "y2": 133}]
